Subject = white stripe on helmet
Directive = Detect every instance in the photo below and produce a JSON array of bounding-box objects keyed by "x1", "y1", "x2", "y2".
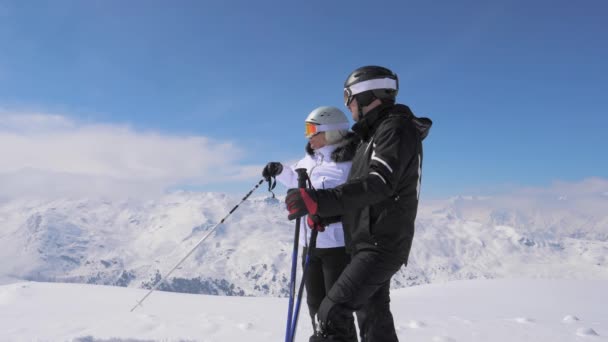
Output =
[
  {"x1": 314, "y1": 122, "x2": 351, "y2": 132},
  {"x1": 347, "y1": 78, "x2": 397, "y2": 96}
]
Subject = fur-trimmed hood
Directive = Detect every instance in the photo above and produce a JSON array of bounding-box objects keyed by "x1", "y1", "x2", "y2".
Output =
[{"x1": 305, "y1": 132, "x2": 360, "y2": 163}]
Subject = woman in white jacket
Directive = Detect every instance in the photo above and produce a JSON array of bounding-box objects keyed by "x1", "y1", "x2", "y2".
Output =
[{"x1": 263, "y1": 106, "x2": 359, "y2": 339}]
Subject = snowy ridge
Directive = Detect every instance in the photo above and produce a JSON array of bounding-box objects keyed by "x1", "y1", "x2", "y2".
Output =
[{"x1": 1, "y1": 184, "x2": 607, "y2": 296}]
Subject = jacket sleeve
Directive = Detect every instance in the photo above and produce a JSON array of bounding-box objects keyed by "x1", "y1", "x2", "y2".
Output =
[
  {"x1": 275, "y1": 164, "x2": 298, "y2": 189},
  {"x1": 316, "y1": 119, "x2": 418, "y2": 217},
  {"x1": 275, "y1": 156, "x2": 307, "y2": 188}
]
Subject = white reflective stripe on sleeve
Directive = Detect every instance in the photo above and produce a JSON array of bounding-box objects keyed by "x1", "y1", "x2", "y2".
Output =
[
  {"x1": 370, "y1": 172, "x2": 387, "y2": 184},
  {"x1": 348, "y1": 78, "x2": 398, "y2": 96},
  {"x1": 371, "y1": 153, "x2": 393, "y2": 173},
  {"x1": 364, "y1": 139, "x2": 374, "y2": 154}
]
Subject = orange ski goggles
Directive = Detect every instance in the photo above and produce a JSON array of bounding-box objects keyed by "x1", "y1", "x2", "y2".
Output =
[
  {"x1": 305, "y1": 122, "x2": 320, "y2": 138},
  {"x1": 305, "y1": 122, "x2": 350, "y2": 138}
]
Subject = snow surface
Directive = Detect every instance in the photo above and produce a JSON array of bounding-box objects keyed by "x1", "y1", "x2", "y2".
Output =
[{"x1": 0, "y1": 279, "x2": 606, "y2": 341}]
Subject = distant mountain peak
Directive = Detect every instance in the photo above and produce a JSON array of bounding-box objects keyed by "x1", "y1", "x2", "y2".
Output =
[{"x1": 1, "y1": 191, "x2": 607, "y2": 296}]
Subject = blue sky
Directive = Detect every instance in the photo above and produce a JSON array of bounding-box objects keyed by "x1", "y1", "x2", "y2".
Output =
[{"x1": 0, "y1": 0, "x2": 607, "y2": 198}]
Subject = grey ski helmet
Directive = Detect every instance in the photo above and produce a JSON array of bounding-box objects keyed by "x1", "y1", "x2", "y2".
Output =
[{"x1": 343, "y1": 65, "x2": 399, "y2": 108}]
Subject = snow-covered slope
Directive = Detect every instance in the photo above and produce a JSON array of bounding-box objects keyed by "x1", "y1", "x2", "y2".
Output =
[
  {"x1": 1, "y1": 279, "x2": 606, "y2": 341},
  {"x1": 1, "y1": 184, "x2": 607, "y2": 296}
]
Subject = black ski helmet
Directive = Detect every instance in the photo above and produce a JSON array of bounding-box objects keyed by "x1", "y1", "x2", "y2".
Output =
[{"x1": 343, "y1": 65, "x2": 399, "y2": 108}]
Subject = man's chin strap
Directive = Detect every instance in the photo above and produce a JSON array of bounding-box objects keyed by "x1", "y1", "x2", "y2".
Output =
[
  {"x1": 354, "y1": 93, "x2": 374, "y2": 119},
  {"x1": 357, "y1": 102, "x2": 365, "y2": 120}
]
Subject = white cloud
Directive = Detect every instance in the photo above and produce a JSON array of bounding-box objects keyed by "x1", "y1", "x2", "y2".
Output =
[
  {"x1": 425, "y1": 178, "x2": 608, "y2": 236},
  {"x1": 0, "y1": 112, "x2": 74, "y2": 131},
  {"x1": 0, "y1": 111, "x2": 259, "y2": 198}
]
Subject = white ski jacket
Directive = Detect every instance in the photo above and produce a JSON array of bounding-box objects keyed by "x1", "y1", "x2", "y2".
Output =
[{"x1": 276, "y1": 144, "x2": 353, "y2": 248}]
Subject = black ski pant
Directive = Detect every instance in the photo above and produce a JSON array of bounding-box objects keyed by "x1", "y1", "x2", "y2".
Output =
[
  {"x1": 301, "y1": 246, "x2": 355, "y2": 338},
  {"x1": 313, "y1": 249, "x2": 403, "y2": 342}
]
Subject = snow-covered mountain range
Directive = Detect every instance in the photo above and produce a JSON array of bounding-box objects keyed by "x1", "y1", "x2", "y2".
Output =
[{"x1": 1, "y1": 179, "x2": 607, "y2": 297}]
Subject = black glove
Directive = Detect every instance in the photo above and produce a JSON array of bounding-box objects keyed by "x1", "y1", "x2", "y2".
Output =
[
  {"x1": 285, "y1": 188, "x2": 318, "y2": 220},
  {"x1": 262, "y1": 162, "x2": 283, "y2": 182}
]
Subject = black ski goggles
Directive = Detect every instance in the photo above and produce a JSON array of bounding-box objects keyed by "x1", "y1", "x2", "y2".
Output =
[{"x1": 343, "y1": 88, "x2": 354, "y2": 107}]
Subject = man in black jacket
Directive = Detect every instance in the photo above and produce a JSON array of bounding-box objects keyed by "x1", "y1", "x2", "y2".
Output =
[{"x1": 285, "y1": 66, "x2": 432, "y2": 342}]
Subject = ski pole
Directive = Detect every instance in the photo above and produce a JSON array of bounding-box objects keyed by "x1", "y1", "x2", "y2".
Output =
[
  {"x1": 290, "y1": 229, "x2": 318, "y2": 342},
  {"x1": 130, "y1": 179, "x2": 265, "y2": 313},
  {"x1": 285, "y1": 168, "x2": 308, "y2": 342}
]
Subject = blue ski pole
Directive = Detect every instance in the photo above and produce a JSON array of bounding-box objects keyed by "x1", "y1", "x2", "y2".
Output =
[
  {"x1": 290, "y1": 229, "x2": 318, "y2": 342},
  {"x1": 284, "y1": 168, "x2": 309, "y2": 342}
]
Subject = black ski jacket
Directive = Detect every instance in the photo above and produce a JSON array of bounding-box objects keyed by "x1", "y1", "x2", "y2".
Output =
[{"x1": 315, "y1": 103, "x2": 432, "y2": 264}]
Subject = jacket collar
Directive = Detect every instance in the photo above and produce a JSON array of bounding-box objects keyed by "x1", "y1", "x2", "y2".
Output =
[
  {"x1": 314, "y1": 145, "x2": 338, "y2": 159},
  {"x1": 305, "y1": 132, "x2": 360, "y2": 162},
  {"x1": 351, "y1": 103, "x2": 434, "y2": 142},
  {"x1": 351, "y1": 103, "x2": 393, "y2": 141}
]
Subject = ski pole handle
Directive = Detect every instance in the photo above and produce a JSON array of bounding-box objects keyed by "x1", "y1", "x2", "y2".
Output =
[{"x1": 295, "y1": 168, "x2": 308, "y2": 188}]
